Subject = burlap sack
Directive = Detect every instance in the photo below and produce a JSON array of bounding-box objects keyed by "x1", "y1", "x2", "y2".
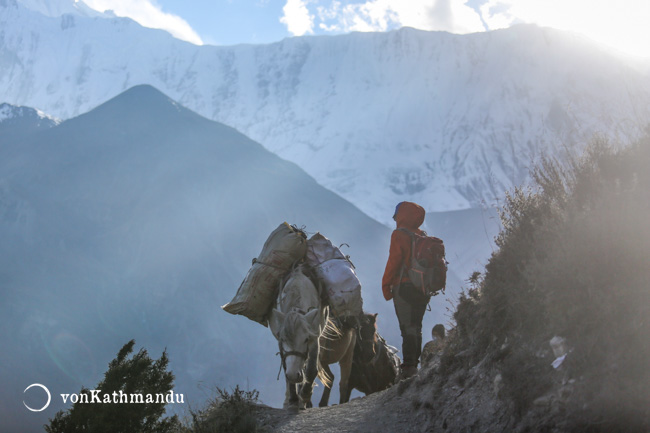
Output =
[
  {"x1": 222, "y1": 223, "x2": 307, "y2": 325},
  {"x1": 305, "y1": 233, "x2": 363, "y2": 318}
]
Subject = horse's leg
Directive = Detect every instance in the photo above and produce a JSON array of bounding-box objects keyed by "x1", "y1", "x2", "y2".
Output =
[
  {"x1": 284, "y1": 379, "x2": 299, "y2": 410},
  {"x1": 318, "y1": 363, "x2": 334, "y2": 407},
  {"x1": 338, "y1": 332, "x2": 357, "y2": 404},
  {"x1": 299, "y1": 346, "x2": 319, "y2": 409}
]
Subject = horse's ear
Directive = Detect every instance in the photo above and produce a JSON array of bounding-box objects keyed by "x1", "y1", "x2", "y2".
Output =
[
  {"x1": 305, "y1": 308, "x2": 320, "y2": 335},
  {"x1": 268, "y1": 309, "x2": 285, "y2": 339}
]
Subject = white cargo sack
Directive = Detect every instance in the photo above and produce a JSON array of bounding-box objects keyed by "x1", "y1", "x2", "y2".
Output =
[
  {"x1": 306, "y1": 233, "x2": 363, "y2": 318},
  {"x1": 222, "y1": 223, "x2": 307, "y2": 326}
]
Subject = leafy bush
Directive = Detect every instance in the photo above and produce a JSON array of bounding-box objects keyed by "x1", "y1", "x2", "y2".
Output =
[{"x1": 45, "y1": 340, "x2": 180, "y2": 433}]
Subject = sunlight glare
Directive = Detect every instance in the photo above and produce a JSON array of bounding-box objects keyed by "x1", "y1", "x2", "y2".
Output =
[{"x1": 484, "y1": 0, "x2": 650, "y2": 58}]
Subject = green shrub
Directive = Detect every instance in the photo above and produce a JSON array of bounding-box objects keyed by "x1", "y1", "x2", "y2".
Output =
[{"x1": 45, "y1": 340, "x2": 180, "y2": 433}]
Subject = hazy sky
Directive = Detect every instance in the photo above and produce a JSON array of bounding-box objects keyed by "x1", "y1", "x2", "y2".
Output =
[{"x1": 79, "y1": 0, "x2": 650, "y2": 57}]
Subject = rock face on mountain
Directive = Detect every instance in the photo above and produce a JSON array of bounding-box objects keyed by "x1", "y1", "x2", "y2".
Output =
[{"x1": 2, "y1": 0, "x2": 649, "y2": 225}]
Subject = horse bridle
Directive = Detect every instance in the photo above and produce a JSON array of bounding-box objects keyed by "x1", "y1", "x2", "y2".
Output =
[
  {"x1": 356, "y1": 320, "x2": 383, "y2": 366},
  {"x1": 276, "y1": 339, "x2": 309, "y2": 380},
  {"x1": 359, "y1": 337, "x2": 382, "y2": 367}
]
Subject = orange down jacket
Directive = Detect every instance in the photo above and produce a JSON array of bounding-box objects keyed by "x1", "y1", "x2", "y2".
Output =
[{"x1": 381, "y1": 201, "x2": 426, "y2": 301}]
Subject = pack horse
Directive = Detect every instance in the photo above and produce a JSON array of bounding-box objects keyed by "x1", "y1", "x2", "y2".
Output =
[
  {"x1": 223, "y1": 224, "x2": 379, "y2": 409},
  {"x1": 268, "y1": 264, "x2": 330, "y2": 409}
]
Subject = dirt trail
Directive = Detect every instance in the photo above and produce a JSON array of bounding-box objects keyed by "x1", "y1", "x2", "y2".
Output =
[
  {"x1": 254, "y1": 356, "x2": 540, "y2": 433},
  {"x1": 255, "y1": 383, "x2": 422, "y2": 433}
]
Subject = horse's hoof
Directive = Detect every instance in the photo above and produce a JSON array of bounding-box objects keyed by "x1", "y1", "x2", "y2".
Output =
[
  {"x1": 283, "y1": 401, "x2": 299, "y2": 411},
  {"x1": 304, "y1": 401, "x2": 313, "y2": 409}
]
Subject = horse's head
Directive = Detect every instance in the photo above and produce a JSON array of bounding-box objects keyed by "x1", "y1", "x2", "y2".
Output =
[
  {"x1": 357, "y1": 313, "x2": 378, "y2": 364},
  {"x1": 269, "y1": 307, "x2": 321, "y2": 383}
]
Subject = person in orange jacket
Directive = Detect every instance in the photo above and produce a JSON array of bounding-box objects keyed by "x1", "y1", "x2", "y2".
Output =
[{"x1": 382, "y1": 201, "x2": 430, "y2": 379}]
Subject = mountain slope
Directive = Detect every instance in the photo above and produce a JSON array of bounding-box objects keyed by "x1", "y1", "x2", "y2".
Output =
[
  {"x1": 2, "y1": 1, "x2": 649, "y2": 225},
  {"x1": 0, "y1": 86, "x2": 407, "y2": 433}
]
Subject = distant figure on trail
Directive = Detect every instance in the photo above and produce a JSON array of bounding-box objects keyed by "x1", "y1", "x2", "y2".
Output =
[
  {"x1": 381, "y1": 201, "x2": 431, "y2": 380},
  {"x1": 421, "y1": 324, "x2": 446, "y2": 364}
]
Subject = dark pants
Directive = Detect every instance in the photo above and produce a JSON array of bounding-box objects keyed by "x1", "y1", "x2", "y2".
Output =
[{"x1": 393, "y1": 282, "x2": 427, "y2": 368}]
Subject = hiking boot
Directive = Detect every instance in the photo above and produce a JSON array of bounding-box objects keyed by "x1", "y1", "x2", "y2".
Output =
[{"x1": 398, "y1": 365, "x2": 418, "y2": 381}]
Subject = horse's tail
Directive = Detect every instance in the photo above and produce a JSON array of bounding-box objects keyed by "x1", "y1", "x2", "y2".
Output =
[
  {"x1": 315, "y1": 306, "x2": 337, "y2": 388},
  {"x1": 317, "y1": 352, "x2": 332, "y2": 388},
  {"x1": 321, "y1": 313, "x2": 342, "y2": 340}
]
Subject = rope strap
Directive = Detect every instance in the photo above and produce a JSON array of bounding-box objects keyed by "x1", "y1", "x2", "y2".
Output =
[{"x1": 252, "y1": 257, "x2": 286, "y2": 271}]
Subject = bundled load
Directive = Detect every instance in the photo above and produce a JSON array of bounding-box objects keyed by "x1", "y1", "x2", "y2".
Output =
[
  {"x1": 305, "y1": 233, "x2": 363, "y2": 318},
  {"x1": 222, "y1": 223, "x2": 307, "y2": 326}
]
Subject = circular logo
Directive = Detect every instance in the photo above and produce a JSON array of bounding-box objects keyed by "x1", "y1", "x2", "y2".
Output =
[{"x1": 23, "y1": 383, "x2": 51, "y2": 412}]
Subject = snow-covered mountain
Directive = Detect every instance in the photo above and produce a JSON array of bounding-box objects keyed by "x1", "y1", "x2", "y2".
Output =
[{"x1": 2, "y1": 1, "x2": 649, "y2": 225}]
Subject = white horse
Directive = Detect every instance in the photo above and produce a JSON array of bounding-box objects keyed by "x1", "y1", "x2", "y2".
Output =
[{"x1": 268, "y1": 264, "x2": 330, "y2": 409}]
